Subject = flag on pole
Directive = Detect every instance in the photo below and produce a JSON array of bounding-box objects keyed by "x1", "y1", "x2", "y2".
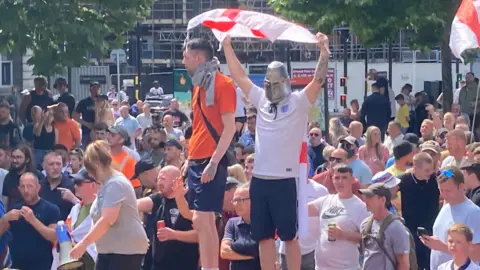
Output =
[
  {"x1": 187, "y1": 9, "x2": 319, "y2": 44},
  {"x1": 297, "y1": 138, "x2": 309, "y2": 238},
  {"x1": 449, "y1": 0, "x2": 480, "y2": 61}
]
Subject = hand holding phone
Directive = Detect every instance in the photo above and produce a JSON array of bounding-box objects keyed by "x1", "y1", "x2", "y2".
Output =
[{"x1": 417, "y1": 227, "x2": 429, "y2": 237}]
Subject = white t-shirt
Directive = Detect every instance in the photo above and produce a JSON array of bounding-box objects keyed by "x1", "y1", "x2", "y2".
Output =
[
  {"x1": 312, "y1": 194, "x2": 369, "y2": 270},
  {"x1": 441, "y1": 156, "x2": 467, "y2": 169},
  {"x1": 279, "y1": 181, "x2": 328, "y2": 255},
  {"x1": 235, "y1": 87, "x2": 246, "y2": 118},
  {"x1": 249, "y1": 85, "x2": 312, "y2": 178},
  {"x1": 136, "y1": 113, "x2": 152, "y2": 130},
  {"x1": 438, "y1": 261, "x2": 480, "y2": 270},
  {"x1": 149, "y1": 87, "x2": 164, "y2": 96}
]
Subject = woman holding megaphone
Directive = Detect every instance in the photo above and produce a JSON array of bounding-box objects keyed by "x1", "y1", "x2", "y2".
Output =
[{"x1": 69, "y1": 141, "x2": 149, "y2": 270}]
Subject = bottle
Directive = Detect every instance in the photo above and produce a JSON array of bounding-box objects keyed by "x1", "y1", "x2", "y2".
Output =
[{"x1": 328, "y1": 222, "x2": 337, "y2": 242}]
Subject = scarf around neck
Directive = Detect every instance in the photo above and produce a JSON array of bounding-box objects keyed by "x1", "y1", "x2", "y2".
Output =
[{"x1": 191, "y1": 59, "x2": 220, "y2": 106}]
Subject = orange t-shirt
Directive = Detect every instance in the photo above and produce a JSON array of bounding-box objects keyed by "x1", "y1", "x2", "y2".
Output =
[
  {"x1": 54, "y1": 118, "x2": 81, "y2": 151},
  {"x1": 111, "y1": 151, "x2": 141, "y2": 188},
  {"x1": 189, "y1": 73, "x2": 236, "y2": 160}
]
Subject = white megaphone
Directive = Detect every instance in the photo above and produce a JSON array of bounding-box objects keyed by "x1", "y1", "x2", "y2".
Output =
[{"x1": 56, "y1": 221, "x2": 84, "y2": 270}]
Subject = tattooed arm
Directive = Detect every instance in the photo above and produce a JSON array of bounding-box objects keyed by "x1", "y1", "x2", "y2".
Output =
[{"x1": 305, "y1": 33, "x2": 330, "y2": 105}]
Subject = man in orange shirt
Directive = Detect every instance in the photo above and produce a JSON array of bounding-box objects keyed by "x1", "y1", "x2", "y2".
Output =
[
  {"x1": 107, "y1": 125, "x2": 142, "y2": 197},
  {"x1": 53, "y1": 102, "x2": 81, "y2": 151},
  {"x1": 183, "y1": 38, "x2": 236, "y2": 270}
]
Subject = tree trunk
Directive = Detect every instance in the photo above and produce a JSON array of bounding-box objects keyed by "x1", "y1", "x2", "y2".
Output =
[{"x1": 441, "y1": 33, "x2": 453, "y2": 113}]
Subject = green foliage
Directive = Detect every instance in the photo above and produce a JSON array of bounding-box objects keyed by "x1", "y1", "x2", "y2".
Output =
[{"x1": 0, "y1": 0, "x2": 153, "y2": 76}]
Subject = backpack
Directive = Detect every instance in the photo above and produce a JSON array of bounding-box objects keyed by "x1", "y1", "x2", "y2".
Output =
[{"x1": 361, "y1": 214, "x2": 418, "y2": 270}]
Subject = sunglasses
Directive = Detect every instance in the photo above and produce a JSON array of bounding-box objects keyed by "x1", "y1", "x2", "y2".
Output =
[
  {"x1": 340, "y1": 142, "x2": 353, "y2": 149},
  {"x1": 309, "y1": 133, "x2": 320, "y2": 137},
  {"x1": 329, "y1": 157, "x2": 343, "y2": 163},
  {"x1": 231, "y1": 197, "x2": 250, "y2": 205}
]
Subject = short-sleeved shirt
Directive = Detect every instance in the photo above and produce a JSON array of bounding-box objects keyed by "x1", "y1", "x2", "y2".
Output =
[
  {"x1": 189, "y1": 73, "x2": 236, "y2": 160},
  {"x1": 223, "y1": 217, "x2": 261, "y2": 270},
  {"x1": 39, "y1": 175, "x2": 75, "y2": 220},
  {"x1": 431, "y1": 200, "x2": 480, "y2": 269},
  {"x1": 111, "y1": 151, "x2": 140, "y2": 188},
  {"x1": 166, "y1": 128, "x2": 184, "y2": 141},
  {"x1": 90, "y1": 174, "x2": 149, "y2": 255},
  {"x1": 136, "y1": 113, "x2": 152, "y2": 130},
  {"x1": 438, "y1": 260, "x2": 480, "y2": 270},
  {"x1": 360, "y1": 217, "x2": 411, "y2": 270},
  {"x1": 56, "y1": 92, "x2": 76, "y2": 117},
  {"x1": 75, "y1": 97, "x2": 95, "y2": 134},
  {"x1": 312, "y1": 171, "x2": 361, "y2": 197},
  {"x1": 54, "y1": 118, "x2": 81, "y2": 151},
  {"x1": 396, "y1": 104, "x2": 410, "y2": 128},
  {"x1": 348, "y1": 159, "x2": 373, "y2": 186},
  {"x1": 312, "y1": 194, "x2": 369, "y2": 269},
  {"x1": 163, "y1": 110, "x2": 189, "y2": 128},
  {"x1": 9, "y1": 199, "x2": 60, "y2": 270},
  {"x1": 114, "y1": 115, "x2": 141, "y2": 137},
  {"x1": 249, "y1": 85, "x2": 312, "y2": 178}
]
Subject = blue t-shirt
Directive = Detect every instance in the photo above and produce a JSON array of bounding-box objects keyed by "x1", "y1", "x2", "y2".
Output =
[
  {"x1": 348, "y1": 159, "x2": 373, "y2": 185},
  {"x1": 9, "y1": 199, "x2": 60, "y2": 270},
  {"x1": 430, "y1": 199, "x2": 480, "y2": 269},
  {"x1": 114, "y1": 115, "x2": 141, "y2": 137}
]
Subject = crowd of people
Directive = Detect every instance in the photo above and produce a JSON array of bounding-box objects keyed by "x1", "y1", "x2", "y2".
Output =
[{"x1": 0, "y1": 32, "x2": 478, "y2": 270}]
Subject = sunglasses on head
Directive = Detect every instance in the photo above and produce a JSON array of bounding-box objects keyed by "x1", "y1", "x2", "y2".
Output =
[{"x1": 438, "y1": 169, "x2": 454, "y2": 178}]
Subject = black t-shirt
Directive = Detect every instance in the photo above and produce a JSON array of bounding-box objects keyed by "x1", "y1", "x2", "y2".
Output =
[
  {"x1": 163, "y1": 110, "x2": 189, "y2": 128},
  {"x1": 56, "y1": 92, "x2": 76, "y2": 117},
  {"x1": 10, "y1": 199, "x2": 61, "y2": 270},
  {"x1": 3, "y1": 170, "x2": 44, "y2": 211},
  {"x1": 25, "y1": 90, "x2": 54, "y2": 123},
  {"x1": 0, "y1": 121, "x2": 22, "y2": 148},
  {"x1": 399, "y1": 172, "x2": 440, "y2": 233},
  {"x1": 33, "y1": 127, "x2": 55, "y2": 150},
  {"x1": 467, "y1": 186, "x2": 480, "y2": 207},
  {"x1": 39, "y1": 175, "x2": 75, "y2": 220},
  {"x1": 75, "y1": 97, "x2": 95, "y2": 133},
  {"x1": 146, "y1": 193, "x2": 199, "y2": 270}
]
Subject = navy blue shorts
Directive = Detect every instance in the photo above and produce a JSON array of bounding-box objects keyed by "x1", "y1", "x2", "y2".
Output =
[
  {"x1": 187, "y1": 158, "x2": 227, "y2": 213},
  {"x1": 250, "y1": 177, "x2": 297, "y2": 242}
]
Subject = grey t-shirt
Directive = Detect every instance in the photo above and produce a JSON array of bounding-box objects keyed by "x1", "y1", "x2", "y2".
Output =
[
  {"x1": 361, "y1": 217, "x2": 410, "y2": 270},
  {"x1": 90, "y1": 174, "x2": 149, "y2": 255},
  {"x1": 167, "y1": 128, "x2": 184, "y2": 140}
]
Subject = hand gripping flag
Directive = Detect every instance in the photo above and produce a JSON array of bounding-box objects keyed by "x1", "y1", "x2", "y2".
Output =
[
  {"x1": 187, "y1": 9, "x2": 318, "y2": 44},
  {"x1": 449, "y1": 0, "x2": 480, "y2": 61}
]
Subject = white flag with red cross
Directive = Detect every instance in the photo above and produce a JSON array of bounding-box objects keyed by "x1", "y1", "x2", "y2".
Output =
[{"x1": 450, "y1": 0, "x2": 480, "y2": 61}]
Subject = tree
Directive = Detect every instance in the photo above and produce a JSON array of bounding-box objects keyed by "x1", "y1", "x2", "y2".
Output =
[
  {"x1": 0, "y1": 0, "x2": 153, "y2": 76},
  {"x1": 269, "y1": 0, "x2": 461, "y2": 111}
]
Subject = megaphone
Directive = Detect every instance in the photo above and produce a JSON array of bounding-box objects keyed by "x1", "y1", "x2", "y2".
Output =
[{"x1": 56, "y1": 221, "x2": 84, "y2": 270}]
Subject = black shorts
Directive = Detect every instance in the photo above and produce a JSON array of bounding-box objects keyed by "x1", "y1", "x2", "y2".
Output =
[
  {"x1": 250, "y1": 177, "x2": 297, "y2": 242},
  {"x1": 235, "y1": 116, "x2": 247, "y2": 123},
  {"x1": 187, "y1": 158, "x2": 227, "y2": 213}
]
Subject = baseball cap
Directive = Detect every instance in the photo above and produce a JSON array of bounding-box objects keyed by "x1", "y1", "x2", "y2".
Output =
[
  {"x1": 70, "y1": 168, "x2": 96, "y2": 185},
  {"x1": 165, "y1": 139, "x2": 183, "y2": 151},
  {"x1": 90, "y1": 81, "x2": 100, "y2": 87},
  {"x1": 460, "y1": 161, "x2": 480, "y2": 172},
  {"x1": 358, "y1": 183, "x2": 392, "y2": 202},
  {"x1": 226, "y1": 177, "x2": 240, "y2": 191},
  {"x1": 403, "y1": 133, "x2": 419, "y2": 146},
  {"x1": 436, "y1": 128, "x2": 448, "y2": 137},
  {"x1": 108, "y1": 126, "x2": 130, "y2": 144},
  {"x1": 340, "y1": 136, "x2": 359, "y2": 148},
  {"x1": 420, "y1": 140, "x2": 441, "y2": 154},
  {"x1": 131, "y1": 159, "x2": 156, "y2": 180},
  {"x1": 371, "y1": 171, "x2": 401, "y2": 189}
]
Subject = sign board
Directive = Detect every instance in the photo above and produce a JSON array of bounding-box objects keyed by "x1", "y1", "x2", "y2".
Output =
[
  {"x1": 248, "y1": 74, "x2": 265, "y2": 88},
  {"x1": 173, "y1": 69, "x2": 193, "y2": 104},
  {"x1": 79, "y1": 75, "x2": 107, "y2": 84},
  {"x1": 326, "y1": 69, "x2": 335, "y2": 100},
  {"x1": 377, "y1": 71, "x2": 388, "y2": 79},
  {"x1": 291, "y1": 68, "x2": 315, "y2": 86},
  {"x1": 249, "y1": 65, "x2": 268, "y2": 74},
  {"x1": 110, "y1": 49, "x2": 127, "y2": 63}
]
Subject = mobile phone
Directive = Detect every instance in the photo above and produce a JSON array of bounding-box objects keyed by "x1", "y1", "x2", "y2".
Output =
[{"x1": 417, "y1": 227, "x2": 429, "y2": 236}]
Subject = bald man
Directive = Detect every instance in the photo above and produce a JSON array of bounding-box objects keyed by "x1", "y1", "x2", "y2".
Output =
[
  {"x1": 348, "y1": 121, "x2": 365, "y2": 146},
  {"x1": 137, "y1": 166, "x2": 200, "y2": 270},
  {"x1": 114, "y1": 105, "x2": 142, "y2": 148},
  {"x1": 163, "y1": 114, "x2": 185, "y2": 141}
]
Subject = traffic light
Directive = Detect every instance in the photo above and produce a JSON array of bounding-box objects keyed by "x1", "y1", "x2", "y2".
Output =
[
  {"x1": 457, "y1": 73, "x2": 463, "y2": 82},
  {"x1": 340, "y1": 94, "x2": 347, "y2": 108},
  {"x1": 124, "y1": 40, "x2": 135, "y2": 66},
  {"x1": 340, "y1": 77, "x2": 346, "y2": 87}
]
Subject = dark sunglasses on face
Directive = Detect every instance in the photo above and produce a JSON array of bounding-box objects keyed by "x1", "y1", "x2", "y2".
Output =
[
  {"x1": 329, "y1": 157, "x2": 343, "y2": 163},
  {"x1": 310, "y1": 133, "x2": 320, "y2": 137},
  {"x1": 340, "y1": 142, "x2": 352, "y2": 149}
]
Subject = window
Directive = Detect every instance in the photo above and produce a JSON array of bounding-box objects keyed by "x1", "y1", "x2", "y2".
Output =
[{"x1": 1, "y1": 61, "x2": 12, "y2": 86}]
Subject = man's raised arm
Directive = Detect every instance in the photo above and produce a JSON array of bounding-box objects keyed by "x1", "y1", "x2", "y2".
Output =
[
  {"x1": 222, "y1": 37, "x2": 254, "y2": 97},
  {"x1": 305, "y1": 33, "x2": 330, "y2": 105}
]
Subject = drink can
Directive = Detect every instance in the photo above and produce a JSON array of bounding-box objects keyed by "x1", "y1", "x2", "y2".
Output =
[
  {"x1": 328, "y1": 222, "x2": 336, "y2": 242},
  {"x1": 157, "y1": 220, "x2": 165, "y2": 230}
]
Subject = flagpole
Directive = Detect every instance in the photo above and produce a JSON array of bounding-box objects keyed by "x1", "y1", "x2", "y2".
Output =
[{"x1": 470, "y1": 82, "x2": 480, "y2": 143}]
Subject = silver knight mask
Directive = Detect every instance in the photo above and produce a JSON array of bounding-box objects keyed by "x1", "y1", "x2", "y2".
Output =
[{"x1": 264, "y1": 61, "x2": 291, "y2": 104}]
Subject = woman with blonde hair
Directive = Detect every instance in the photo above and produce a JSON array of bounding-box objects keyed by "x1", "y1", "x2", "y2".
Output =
[
  {"x1": 69, "y1": 141, "x2": 148, "y2": 270},
  {"x1": 358, "y1": 126, "x2": 389, "y2": 175},
  {"x1": 228, "y1": 164, "x2": 248, "y2": 183},
  {"x1": 328, "y1": 117, "x2": 348, "y2": 147}
]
